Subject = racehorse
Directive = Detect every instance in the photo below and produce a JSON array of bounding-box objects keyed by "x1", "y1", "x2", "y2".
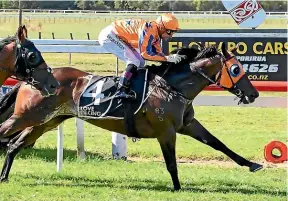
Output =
[
  {"x1": 0, "y1": 27, "x2": 262, "y2": 190},
  {"x1": 0, "y1": 25, "x2": 59, "y2": 148},
  {"x1": 0, "y1": 26, "x2": 59, "y2": 97}
]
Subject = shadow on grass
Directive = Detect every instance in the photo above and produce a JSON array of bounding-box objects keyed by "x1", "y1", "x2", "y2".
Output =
[
  {"x1": 0, "y1": 147, "x2": 107, "y2": 162},
  {"x1": 19, "y1": 173, "x2": 286, "y2": 197}
]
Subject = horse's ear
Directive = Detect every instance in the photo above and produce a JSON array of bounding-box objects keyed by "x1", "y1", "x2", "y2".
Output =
[
  {"x1": 230, "y1": 43, "x2": 239, "y2": 54},
  {"x1": 196, "y1": 42, "x2": 205, "y2": 50},
  {"x1": 22, "y1": 25, "x2": 28, "y2": 38},
  {"x1": 17, "y1": 26, "x2": 26, "y2": 43},
  {"x1": 221, "y1": 42, "x2": 229, "y2": 57}
]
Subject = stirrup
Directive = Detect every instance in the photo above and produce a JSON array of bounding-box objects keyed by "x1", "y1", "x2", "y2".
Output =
[
  {"x1": 115, "y1": 90, "x2": 136, "y2": 100},
  {"x1": 129, "y1": 90, "x2": 136, "y2": 99}
]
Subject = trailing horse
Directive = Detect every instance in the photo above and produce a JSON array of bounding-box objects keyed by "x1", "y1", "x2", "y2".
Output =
[
  {"x1": 0, "y1": 25, "x2": 59, "y2": 149},
  {"x1": 0, "y1": 26, "x2": 262, "y2": 190}
]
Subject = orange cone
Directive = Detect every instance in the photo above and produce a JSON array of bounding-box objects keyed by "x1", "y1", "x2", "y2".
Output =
[{"x1": 264, "y1": 141, "x2": 287, "y2": 163}]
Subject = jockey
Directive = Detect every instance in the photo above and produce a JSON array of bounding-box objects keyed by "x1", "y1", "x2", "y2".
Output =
[{"x1": 98, "y1": 13, "x2": 186, "y2": 99}]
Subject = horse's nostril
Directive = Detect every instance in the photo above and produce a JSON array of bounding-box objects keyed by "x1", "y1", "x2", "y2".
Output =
[
  {"x1": 51, "y1": 85, "x2": 57, "y2": 89},
  {"x1": 253, "y1": 92, "x2": 259, "y2": 98}
]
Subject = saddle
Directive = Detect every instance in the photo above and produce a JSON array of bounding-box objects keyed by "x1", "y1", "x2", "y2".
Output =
[{"x1": 77, "y1": 68, "x2": 149, "y2": 120}]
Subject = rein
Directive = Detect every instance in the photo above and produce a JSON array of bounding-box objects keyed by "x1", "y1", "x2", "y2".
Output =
[
  {"x1": 144, "y1": 63, "x2": 193, "y2": 105},
  {"x1": 142, "y1": 63, "x2": 172, "y2": 103}
]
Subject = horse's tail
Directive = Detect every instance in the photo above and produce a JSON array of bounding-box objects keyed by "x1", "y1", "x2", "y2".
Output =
[{"x1": 0, "y1": 82, "x2": 21, "y2": 124}]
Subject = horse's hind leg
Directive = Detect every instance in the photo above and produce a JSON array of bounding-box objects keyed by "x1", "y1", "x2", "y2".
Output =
[
  {"x1": 178, "y1": 118, "x2": 263, "y2": 172},
  {"x1": 0, "y1": 116, "x2": 70, "y2": 182},
  {"x1": 157, "y1": 128, "x2": 181, "y2": 191},
  {"x1": 0, "y1": 115, "x2": 28, "y2": 140}
]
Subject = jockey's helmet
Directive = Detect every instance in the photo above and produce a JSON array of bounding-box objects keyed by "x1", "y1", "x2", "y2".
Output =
[{"x1": 156, "y1": 13, "x2": 180, "y2": 33}]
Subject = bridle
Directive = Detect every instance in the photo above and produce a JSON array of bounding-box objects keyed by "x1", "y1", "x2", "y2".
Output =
[
  {"x1": 194, "y1": 53, "x2": 243, "y2": 97},
  {"x1": 0, "y1": 38, "x2": 53, "y2": 86}
]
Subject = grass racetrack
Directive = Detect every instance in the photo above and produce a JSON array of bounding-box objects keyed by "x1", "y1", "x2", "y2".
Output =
[
  {"x1": 0, "y1": 106, "x2": 286, "y2": 201},
  {"x1": 0, "y1": 12, "x2": 287, "y2": 201}
]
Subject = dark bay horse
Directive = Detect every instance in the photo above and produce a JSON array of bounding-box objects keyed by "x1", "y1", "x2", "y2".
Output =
[
  {"x1": 0, "y1": 29, "x2": 262, "y2": 190},
  {"x1": 0, "y1": 26, "x2": 59, "y2": 97}
]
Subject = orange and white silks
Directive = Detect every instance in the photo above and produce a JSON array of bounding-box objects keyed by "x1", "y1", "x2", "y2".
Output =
[{"x1": 111, "y1": 19, "x2": 167, "y2": 62}]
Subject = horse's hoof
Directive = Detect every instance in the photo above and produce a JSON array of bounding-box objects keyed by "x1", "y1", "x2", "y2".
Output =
[
  {"x1": 173, "y1": 186, "x2": 181, "y2": 191},
  {"x1": 0, "y1": 176, "x2": 8, "y2": 183},
  {"x1": 249, "y1": 163, "x2": 263, "y2": 172}
]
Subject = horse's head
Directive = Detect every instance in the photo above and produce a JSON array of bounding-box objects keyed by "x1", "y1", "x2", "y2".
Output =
[
  {"x1": 0, "y1": 25, "x2": 59, "y2": 97},
  {"x1": 190, "y1": 42, "x2": 259, "y2": 104},
  {"x1": 219, "y1": 43, "x2": 259, "y2": 104}
]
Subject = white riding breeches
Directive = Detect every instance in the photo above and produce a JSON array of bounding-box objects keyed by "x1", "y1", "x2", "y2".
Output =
[{"x1": 98, "y1": 25, "x2": 145, "y2": 68}]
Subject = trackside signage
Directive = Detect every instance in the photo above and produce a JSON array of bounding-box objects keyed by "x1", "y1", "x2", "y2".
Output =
[
  {"x1": 162, "y1": 29, "x2": 287, "y2": 82},
  {"x1": 221, "y1": 0, "x2": 266, "y2": 28}
]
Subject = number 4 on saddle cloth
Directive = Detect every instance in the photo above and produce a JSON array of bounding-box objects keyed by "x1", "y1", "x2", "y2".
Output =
[{"x1": 77, "y1": 68, "x2": 148, "y2": 119}]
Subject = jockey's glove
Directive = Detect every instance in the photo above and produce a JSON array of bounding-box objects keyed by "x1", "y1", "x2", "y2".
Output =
[{"x1": 165, "y1": 54, "x2": 187, "y2": 64}]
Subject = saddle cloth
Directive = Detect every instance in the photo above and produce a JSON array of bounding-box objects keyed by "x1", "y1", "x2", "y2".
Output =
[{"x1": 77, "y1": 68, "x2": 148, "y2": 119}]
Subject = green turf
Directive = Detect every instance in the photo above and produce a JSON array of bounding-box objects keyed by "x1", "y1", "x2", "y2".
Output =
[
  {"x1": 0, "y1": 157, "x2": 285, "y2": 201},
  {"x1": 29, "y1": 106, "x2": 286, "y2": 161},
  {"x1": 0, "y1": 105, "x2": 281, "y2": 201}
]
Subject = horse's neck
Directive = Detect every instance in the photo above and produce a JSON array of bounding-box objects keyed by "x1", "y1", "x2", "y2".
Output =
[
  {"x1": 162, "y1": 64, "x2": 211, "y2": 100},
  {"x1": 149, "y1": 47, "x2": 221, "y2": 100}
]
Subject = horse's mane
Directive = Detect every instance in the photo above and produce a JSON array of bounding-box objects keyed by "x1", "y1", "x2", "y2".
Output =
[
  {"x1": 146, "y1": 45, "x2": 219, "y2": 74},
  {"x1": 194, "y1": 45, "x2": 219, "y2": 60},
  {"x1": 0, "y1": 36, "x2": 16, "y2": 52}
]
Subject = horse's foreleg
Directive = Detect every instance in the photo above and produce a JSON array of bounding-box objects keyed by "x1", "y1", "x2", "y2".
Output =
[
  {"x1": 178, "y1": 119, "x2": 263, "y2": 172},
  {"x1": 0, "y1": 116, "x2": 70, "y2": 182},
  {"x1": 157, "y1": 128, "x2": 181, "y2": 190}
]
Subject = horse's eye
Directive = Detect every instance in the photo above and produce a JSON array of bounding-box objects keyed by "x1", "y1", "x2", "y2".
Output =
[
  {"x1": 230, "y1": 64, "x2": 241, "y2": 77},
  {"x1": 26, "y1": 52, "x2": 38, "y2": 65},
  {"x1": 28, "y1": 52, "x2": 35, "y2": 59}
]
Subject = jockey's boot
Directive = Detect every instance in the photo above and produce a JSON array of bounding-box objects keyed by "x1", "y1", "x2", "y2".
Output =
[{"x1": 115, "y1": 64, "x2": 137, "y2": 100}]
